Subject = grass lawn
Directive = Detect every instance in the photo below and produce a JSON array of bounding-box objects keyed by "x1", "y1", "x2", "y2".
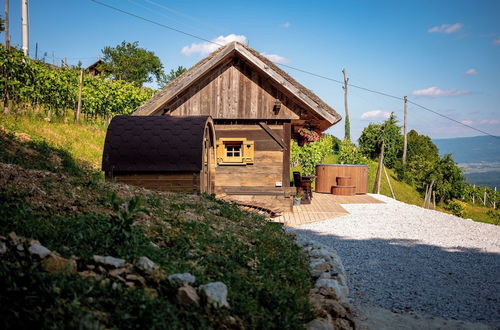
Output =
[{"x1": 0, "y1": 113, "x2": 106, "y2": 169}]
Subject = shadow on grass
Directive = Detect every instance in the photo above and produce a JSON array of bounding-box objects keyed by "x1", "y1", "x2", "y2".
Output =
[{"x1": 291, "y1": 227, "x2": 500, "y2": 326}]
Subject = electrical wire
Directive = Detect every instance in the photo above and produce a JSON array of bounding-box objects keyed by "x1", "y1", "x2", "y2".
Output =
[{"x1": 88, "y1": 0, "x2": 500, "y2": 140}]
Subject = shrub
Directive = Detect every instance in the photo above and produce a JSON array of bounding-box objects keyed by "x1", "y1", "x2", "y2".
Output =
[
  {"x1": 445, "y1": 199, "x2": 466, "y2": 218},
  {"x1": 338, "y1": 139, "x2": 367, "y2": 165}
]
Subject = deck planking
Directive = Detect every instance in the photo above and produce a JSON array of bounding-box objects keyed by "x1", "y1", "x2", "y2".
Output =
[{"x1": 273, "y1": 193, "x2": 384, "y2": 226}]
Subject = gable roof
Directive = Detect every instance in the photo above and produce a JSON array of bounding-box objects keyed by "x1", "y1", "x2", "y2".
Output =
[{"x1": 133, "y1": 42, "x2": 341, "y2": 127}]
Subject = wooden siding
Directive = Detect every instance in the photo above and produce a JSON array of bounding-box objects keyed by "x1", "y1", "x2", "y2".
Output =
[
  {"x1": 110, "y1": 172, "x2": 200, "y2": 193},
  {"x1": 214, "y1": 124, "x2": 284, "y2": 189},
  {"x1": 315, "y1": 165, "x2": 369, "y2": 194},
  {"x1": 164, "y1": 58, "x2": 302, "y2": 120}
]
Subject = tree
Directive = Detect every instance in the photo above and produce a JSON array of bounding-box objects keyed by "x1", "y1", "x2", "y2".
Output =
[
  {"x1": 101, "y1": 41, "x2": 164, "y2": 86},
  {"x1": 159, "y1": 66, "x2": 187, "y2": 87},
  {"x1": 358, "y1": 113, "x2": 403, "y2": 168}
]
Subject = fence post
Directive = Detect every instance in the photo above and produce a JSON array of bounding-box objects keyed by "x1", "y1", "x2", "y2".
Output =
[
  {"x1": 484, "y1": 187, "x2": 487, "y2": 207},
  {"x1": 472, "y1": 184, "x2": 475, "y2": 204}
]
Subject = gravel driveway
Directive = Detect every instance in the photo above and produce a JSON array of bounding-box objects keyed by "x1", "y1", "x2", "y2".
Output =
[{"x1": 291, "y1": 194, "x2": 500, "y2": 328}]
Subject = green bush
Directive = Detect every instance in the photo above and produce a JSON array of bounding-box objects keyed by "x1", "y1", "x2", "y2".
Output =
[
  {"x1": 338, "y1": 139, "x2": 367, "y2": 164},
  {"x1": 445, "y1": 199, "x2": 466, "y2": 218}
]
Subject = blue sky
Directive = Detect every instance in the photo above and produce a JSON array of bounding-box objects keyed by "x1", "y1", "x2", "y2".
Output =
[{"x1": 4, "y1": 0, "x2": 500, "y2": 140}]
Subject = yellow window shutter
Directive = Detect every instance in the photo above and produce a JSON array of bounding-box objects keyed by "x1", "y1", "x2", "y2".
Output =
[{"x1": 244, "y1": 141, "x2": 254, "y2": 164}]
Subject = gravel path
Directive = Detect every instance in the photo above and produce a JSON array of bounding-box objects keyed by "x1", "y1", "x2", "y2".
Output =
[{"x1": 291, "y1": 194, "x2": 500, "y2": 327}]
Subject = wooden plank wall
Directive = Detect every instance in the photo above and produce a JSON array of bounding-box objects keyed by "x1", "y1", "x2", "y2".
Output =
[
  {"x1": 214, "y1": 123, "x2": 284, "y2": 189},
  {"x1": 110, "y1": 172, "x2": 200, "y2": 193},
  {"x1": 164, "y1": 58, "x2": 302, "y2": 120}
]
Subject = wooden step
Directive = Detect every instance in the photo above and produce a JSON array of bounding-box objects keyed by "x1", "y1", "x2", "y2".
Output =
[{"x1": 331, "y1": 185, "x2": 356, "y2": 196}]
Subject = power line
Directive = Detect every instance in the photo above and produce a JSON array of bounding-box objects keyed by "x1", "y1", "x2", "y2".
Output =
[
  {"x1": 89, "y1": 0, "x2": 221, "y2": 47},
  {"x1": 88, "y1": 0, "x2": 499, "y2": 140}
]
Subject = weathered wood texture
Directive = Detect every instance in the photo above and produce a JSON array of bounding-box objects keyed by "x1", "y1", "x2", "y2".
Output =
[
  {"x1": 110, "y1": 172, "x2": 200, "y2": 193},
  {"x1": 331, "y1": 185, "x2": 356, "y2": 196},
  {"x1": 273, "y1": 193, "x2": 384, "y2": 226},
  {"x1": 163, "y1": 58, "x2": 304, "y2": 121},
  {"x1": 315, "y1": 165, "x2": 368, "y2": 194}
]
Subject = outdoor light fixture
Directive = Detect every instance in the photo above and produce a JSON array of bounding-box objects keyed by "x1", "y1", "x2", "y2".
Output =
[{"x1": 273, "y1": 99, "x2": 282, "y2": 115}]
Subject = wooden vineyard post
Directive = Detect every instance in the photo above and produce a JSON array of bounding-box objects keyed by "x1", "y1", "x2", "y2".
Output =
[
  {"x1": 342, "y1": 69, "x2": 350, "y2": 141},
  {"x1": 472, "y1": 184, "x2": 475, "y2": 204},
  {"x1": 373, "y1": 141, "x2": 385, "y2": 194},
  {"x1": 76, "y1": 69, "x2": 83, "y2": 124},
  {"x1": 423, "y1": 184, "x2": 429, "y2": 207},
  {"x1": 383, "y1": 165, "x2": 396, "y2": 199},
  {"x1": 424, "y1": 180, "x2": 434, "y2": 209},
  {"x1": 484, "y1": 187, "x2": 487, "y2": 206}
]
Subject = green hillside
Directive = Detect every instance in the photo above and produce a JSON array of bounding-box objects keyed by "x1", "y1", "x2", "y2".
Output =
[{"x1": 0, "y1": 114, "x2": 313, "y2": 329}]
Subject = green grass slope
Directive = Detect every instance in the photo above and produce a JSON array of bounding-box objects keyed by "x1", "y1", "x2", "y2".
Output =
[
  {"x1": 0, "y1": 114, "x2": 106, "y2": 169},
  {"x1": 0, "y1": 118, "x2": 313, "y2": 329}
]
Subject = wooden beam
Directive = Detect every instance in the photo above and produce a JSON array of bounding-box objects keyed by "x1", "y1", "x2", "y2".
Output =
[
  {"x1": 282, "y1": 122, "x2": 291, "y2": 187},
  {"x1": 258, "y1": 122, "x2": 286, "y2": 149}
]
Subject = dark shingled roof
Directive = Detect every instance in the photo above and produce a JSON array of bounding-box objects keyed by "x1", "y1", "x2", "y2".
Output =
[{"x1": 102, "y1": 116, "x2": 213, "y2": 172}]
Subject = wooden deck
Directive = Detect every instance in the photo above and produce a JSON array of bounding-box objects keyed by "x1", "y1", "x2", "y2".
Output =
[{"x1": 273, "y1": 193, "x2": 383, "y2": 226}]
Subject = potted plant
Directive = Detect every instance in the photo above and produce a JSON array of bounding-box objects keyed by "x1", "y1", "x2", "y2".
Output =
[{"x1": 293, "y1": 192, "x2": 303, "y2": 206}]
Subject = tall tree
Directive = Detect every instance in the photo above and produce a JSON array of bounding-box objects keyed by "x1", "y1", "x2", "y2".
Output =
[
  {"x1": 101, "y1": 41, "x2": 164, "y2": 85},
  {"x1": 158, "y1": 66, "x2": 187, "y2": 87},
  {"x1": 358, "y1": 113, "x2": 403, "y2": 168}
]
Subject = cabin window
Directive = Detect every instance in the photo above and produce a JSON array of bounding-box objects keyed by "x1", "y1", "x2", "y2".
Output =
[{"x1": 217, "y1": 138, "x2": 254, "y2": 165}]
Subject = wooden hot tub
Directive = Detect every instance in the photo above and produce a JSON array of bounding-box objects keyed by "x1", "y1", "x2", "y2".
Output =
[{"x1": 315, "y1": 164, "x2": 368, "y2": 194}]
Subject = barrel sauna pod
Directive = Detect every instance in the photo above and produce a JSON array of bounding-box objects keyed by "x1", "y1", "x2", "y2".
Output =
[{"x1": 315, "y1": 164, "x2": 368, "y2": 194}]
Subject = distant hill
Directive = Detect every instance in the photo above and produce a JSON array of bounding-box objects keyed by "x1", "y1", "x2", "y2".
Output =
[{"x1": 433, "y1": 136, "x2": 500, "y2": 163}]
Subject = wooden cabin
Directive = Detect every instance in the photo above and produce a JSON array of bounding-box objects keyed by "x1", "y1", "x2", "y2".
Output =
[
  {"x1": 131, "y1": 41, "x2": 341, "y2": 211},
  {"x1": 102, "y1": 116, "x2": 216, "y2": 194}
]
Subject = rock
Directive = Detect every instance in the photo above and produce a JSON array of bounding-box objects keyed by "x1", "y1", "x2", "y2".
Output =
[
  {"x1": 42, "y1": 254, "x2": 77, "y2": 274},
  {"x1": 16, "y1": 244, "x2": 25, "y2": 251},
  {"x1": 312, "y1": 262, "x2": 331, "y2": 273},
  {"x1": 315, "y1": 278, "x2": 345, "y2": 301},
  {"x1": 109, "y1": 268, "x2": 126, "y2": 277},
  {"x1": 0, "y1": 241, "x2": 6, "y2": 254},
  {"x1": 28, "y1": 244, "x2": 51, "y2": 258},
  {"x1": 168, "y1": 273, "x2": 196, "y2": 287},
  {"x1": 176, "y1": 285, "x2": 200, "y2": 306},
  {"x1": 199, "y1": 281, "x2": 229, "y2": 308},
  {"x1": 126, "y1": 274, "x2": 146, "y2": 286},
  {"x1": 323, "y1": 299, "x2": 347, "y2": 318},
  {"x1": 136, "y1": 256, "x2": 157, "y2": 273},
  {"x1": 8, "y1": 232, "x2": 20, "y2": 245},
  {"x1": 93, "y1": 255, "x2": 126, "y2": 268},
  {"x1": 306, "y1": 318, "x2": 334, "y2": 330},
  {"x1": 333, "y1": 318, "x2": 353, "y2": 330},
  {"x1": 79, "y1": 271, "x2": 101, "y2": 279}
]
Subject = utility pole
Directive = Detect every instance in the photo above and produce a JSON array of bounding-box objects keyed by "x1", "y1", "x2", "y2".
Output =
[
  {"x1": 4, "y1": 0, "x2": 9, "y2": 49},
  {"x1": 342, "y1": 69, "x2": 350, "y2": 141},
  {"x1": 21, "y1": 0, "x2": 29, "y2": 56},
  {"x1": 35, "y1": 42, "x2": 38, "y2": 59},
  {"x1": 402, "y1": 96, "x2": 408, "y2": 164}
]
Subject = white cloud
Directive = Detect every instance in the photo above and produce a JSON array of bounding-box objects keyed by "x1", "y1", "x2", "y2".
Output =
[
  {"x1": 493, "y1": 37, "x2": 500, "y2": 46},
  {"x1": 360, "y1": 110, "x2": 391, "y2": 121},
  {"x1": 427, "y1": 23, "x2": 463, "y2": 34},
  {"x1": 282, "y1": 22, "x2": 291, "y2": 28},
  {"x1": 480, "y1": 119, "x2": 500, "y2": 125},
  {"x1": 262, "y1": 53, "x2": 290, "y2": 64},
  {"x1": 465, "y1": 68, "x2": 478, "y2": 75},
  {"x1": 181, "y1": 34, "x2": 247, "y2": 56},
  {"x1": 460, "y1": 120, "x2": 474, "y2": 125},
  {"x1": 411, "y1": 86, "x2": 470, "y2": 98}
]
